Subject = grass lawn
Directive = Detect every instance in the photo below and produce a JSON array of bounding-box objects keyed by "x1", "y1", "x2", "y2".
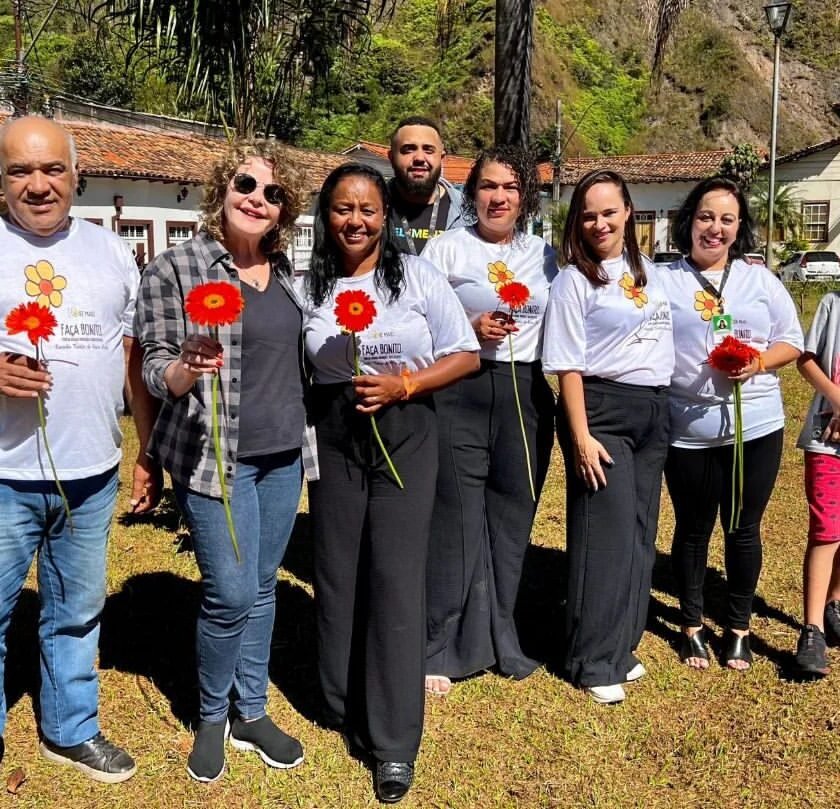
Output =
[{"x1": 3, "y1": 287, "x2": 839, "y2": 808}]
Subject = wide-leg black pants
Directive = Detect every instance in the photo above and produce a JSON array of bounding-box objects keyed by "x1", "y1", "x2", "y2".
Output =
[
  {"x1": 426, "y1": 360, "x2": 554, "y2": 680},
  {"x1": 557, "y1": 377, "x2": 669, "y2": 688},
  {"x1": 309, "y1": 383, "x2": 437, "y2": 762}
]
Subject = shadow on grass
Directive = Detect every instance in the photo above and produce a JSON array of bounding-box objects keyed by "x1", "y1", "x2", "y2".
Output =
[
  {"x1": 116, "y1": 488, "x2": 182, "y2": 532},
  {"x1": 516, "y1": 543, "x2": 567, "y2": 677},
  {"x1": 649, "y1": 548, "x2": 798, "y2": 670},
  {"x1": 4, "y1": 588, "x2": 41, "y2": 725}
]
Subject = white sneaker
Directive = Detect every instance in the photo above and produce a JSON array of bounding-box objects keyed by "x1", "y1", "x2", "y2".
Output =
[
  {"x1": 586, "y1": 684, "x2": 626, "y2": 704},
  {"x1": 626, "y1": 662, "x2": 647, "y2": 683}
]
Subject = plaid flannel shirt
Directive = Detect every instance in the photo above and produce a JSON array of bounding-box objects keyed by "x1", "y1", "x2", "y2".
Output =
[{"x1": 135, "y1": 231, "x2": 318, "y2": 498}]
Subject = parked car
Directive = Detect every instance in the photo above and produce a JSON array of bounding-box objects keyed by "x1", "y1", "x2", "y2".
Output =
[
  {"x1": 653, "y1": 251, "x2": 682, "y2": 266},
  {"x1": 744, "y1": 252, "x2": 767, "y2": 266},
  {"x1": 779, "y1": 251, "x2": 840, "y2": 282}
]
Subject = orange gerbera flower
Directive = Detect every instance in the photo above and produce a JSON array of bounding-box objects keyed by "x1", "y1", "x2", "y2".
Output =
[
  {"x1": 618, "y1": 273, "x2": 648, "y2": 308},
  {"x1": 694, "y1": 290, "x2": 721, "y2": 321},
  {"x1": 335, "y1": 290, "x2": 377, "y2": 333},
  {"x1": 185, "y1": 282, "x2": 245, "y2": 327},
  {"x1": 498, "y1": 281, "x2": 531, "y2": 311},
  {"x1": 488, "y1": 261, "x2": 515, "y2": 289},
  {"x1": 5, "y1": 301, "x2": 58, "y2": 345},
  {"x1": 24, "y1": 260, "x2": 67, "y2": 308}
]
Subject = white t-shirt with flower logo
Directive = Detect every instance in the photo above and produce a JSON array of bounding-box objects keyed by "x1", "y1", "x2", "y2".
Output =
[
  {"x1": 661, "y1": 257, "x2": 803, "y2": 448},
  {"x1": 0, "y1": 217, "x2": 139, "y2": 480},
  {"x1": 421, "y1": 226, "x2": 557, "y2": 363},
  {"x1": 302, "y1": 254, "x2": 478, "y2": 385},
  {"x1": 542, "y1": 254, "x2": 675, "y2": 386}
]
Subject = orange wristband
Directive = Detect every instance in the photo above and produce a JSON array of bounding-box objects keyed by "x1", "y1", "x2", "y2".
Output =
[
  {"x1": 757, "y1": 353, "x2": 766, "y2": 372},
  {"x1": 401, "y1": 369, "x2": 419, "y2": 400}
]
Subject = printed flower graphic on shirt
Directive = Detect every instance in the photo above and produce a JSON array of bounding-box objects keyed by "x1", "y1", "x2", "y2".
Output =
[
  {"x1": 488, "y1": 261, "x2": 515, "y2": 290},
  {"x1": 694, "y1": 289, "x2": 722, "y2": 321},
  {"x1": 24, "y1": 260, "x2": 67, "y2": 308},
  {"x1": 618, "y1": 273, "x2": 648, "y2": 308}
]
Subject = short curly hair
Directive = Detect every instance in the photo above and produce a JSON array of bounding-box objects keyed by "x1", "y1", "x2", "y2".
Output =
[
  {"x1": 462, "y1": 145, "x2": 541, "y2": 233},
  {"x1": 200, "y1": 139, "x2": 309, "y2": 256}
]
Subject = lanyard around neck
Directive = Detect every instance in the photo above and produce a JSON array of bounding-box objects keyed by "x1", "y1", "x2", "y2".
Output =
[
  {"x1": 687, "y1": 258, "x2": 732, "y2": 313},
  {"x1": 400, "y1": 189, "x2": 441, "y2": 256}
]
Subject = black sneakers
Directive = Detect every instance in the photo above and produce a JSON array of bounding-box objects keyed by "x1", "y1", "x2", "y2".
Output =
[
  {"x1": 229, "y1": 716, "x2": 303, "y2": 769},
  {"x1": 375, "y1": 761, "x2": 414, "y2": 804},
  {"x1": 825, "y1": 600, "x2": 840, "y2": 646},
  {"x1": 186, "y1": 719, "x2": 229, "y2": 782},
  {"x1": 795, "y1": 624, "x2": 830, "y2": 677},
  {"x1": 39, "y1": 732, "x2": 137, "y2": 783}
]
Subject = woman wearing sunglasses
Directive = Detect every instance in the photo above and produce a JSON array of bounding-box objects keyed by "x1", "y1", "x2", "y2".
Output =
[{"x1": 135, "y1": 141, "x2": 310, "y2": 782}]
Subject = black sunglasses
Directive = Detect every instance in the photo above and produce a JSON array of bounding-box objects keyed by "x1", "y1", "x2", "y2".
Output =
[{"x1": 231, "y1": 173, "x2": 285, "y2": 206}]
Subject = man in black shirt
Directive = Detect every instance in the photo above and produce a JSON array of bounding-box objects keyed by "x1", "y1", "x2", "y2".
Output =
[{"x1": 387, "y1": 116, "x2": 466, "y2": 255}]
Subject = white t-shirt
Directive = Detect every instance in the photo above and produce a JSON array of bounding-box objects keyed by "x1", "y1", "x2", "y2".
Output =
[
  {"x1": 662, "y1": 257, "x2": 804, "y2": 448},
  {"x1": 542, "y1": 254, "x2": 675, "y2": 386},
  {"x1": 797, "y1": 291, "x2": 840, "y2": 456},
  {"x1": 420, "y1": 226, "x2": 557, "y2": 362},
  {"x1": 0, "y1": 217, "x2": 139, "y2": 480},
  {"x1": 303, "y1": 254, "x2": 479, "y2": 384}
]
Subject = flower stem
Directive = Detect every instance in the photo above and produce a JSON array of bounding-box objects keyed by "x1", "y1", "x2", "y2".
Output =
[
  {"x1": 36, "y1": 386, "x2": 73, "y2": 531},
  {"x1": 210, "y1": 329, "x2": 240, "y2": 562},
  {"x1": 509, "y1": 333, "x2": 535, "y2": 502},
  {"x1": 354, "y1": 334, "x2": 403, "y2": 489}
]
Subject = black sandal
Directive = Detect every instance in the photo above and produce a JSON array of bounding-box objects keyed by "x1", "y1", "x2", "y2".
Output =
[
  {"x1": 679, "y1": 627, "x2": 709, "y2": 664},
  {"x1": 722, "y1": 630, "x2": 753, "y2": 669}
]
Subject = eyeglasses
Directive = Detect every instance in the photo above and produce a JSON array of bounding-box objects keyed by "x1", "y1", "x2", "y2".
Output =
[{"x1": 231, "y1": 173, "x2": 285, "y2": 206}]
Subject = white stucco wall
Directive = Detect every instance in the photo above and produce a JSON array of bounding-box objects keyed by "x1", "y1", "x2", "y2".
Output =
[{"x1": 773, "y1": 144, "x2": 840, "y2": 254}]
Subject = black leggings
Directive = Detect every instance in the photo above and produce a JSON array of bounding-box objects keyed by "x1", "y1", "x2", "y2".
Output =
[{"x1": 664, "y1": 429, "x2": 784, "y2": 631}]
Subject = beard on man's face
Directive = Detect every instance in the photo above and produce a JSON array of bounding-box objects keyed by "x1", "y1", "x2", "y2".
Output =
[{"x1": 393, "y1": 162, "x2": 442, "y2": 199}]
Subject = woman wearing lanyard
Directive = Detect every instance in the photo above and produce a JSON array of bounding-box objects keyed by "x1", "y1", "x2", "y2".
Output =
[
  {"x1": 421, "y1": 145, "x2": 557, "y2": 694},
  {"x1": 303, "y1": 163, "x2": 478, "y2": 803},
  {"x1": 661, "y1": 176, "x2": 802, "y2": 671},
  {"x1": 542, "y1": 169, "x2": 674, "y2": 704}
]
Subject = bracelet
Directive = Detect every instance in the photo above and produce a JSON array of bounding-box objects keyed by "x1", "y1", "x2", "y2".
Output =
[
  {"x1": 757, "y1": 353, "x2": 766, "y2": 373},
  {"x1": 401, "y1": 369, "x2": 419, "y2": 400}
]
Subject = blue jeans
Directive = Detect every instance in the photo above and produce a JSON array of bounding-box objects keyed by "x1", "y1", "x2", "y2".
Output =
[
  {"x1": 174, "y1": 450, "x2": 302, "y2": 723},
  {"x1": 0, "y1": 466, "x2": 119, "y2": 746}
]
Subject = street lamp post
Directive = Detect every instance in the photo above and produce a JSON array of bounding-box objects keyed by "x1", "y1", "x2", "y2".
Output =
[{"x1": 764, "y1": 2, "x2": 793, "y2": 270}]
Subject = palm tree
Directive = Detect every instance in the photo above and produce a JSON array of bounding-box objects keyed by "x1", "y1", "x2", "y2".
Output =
[
  {"x1": 494, "y1": 0, "x2": 535, "y2": 147},
  {"x1": 97, "y1": 0, "x2": 397, "y2": 138},
  {"x1": 750, "y1": 179, "x2": 803, "y2": 243},
  {"x1": 642, "y1": 0, "x2": 696, "y2": 78}
]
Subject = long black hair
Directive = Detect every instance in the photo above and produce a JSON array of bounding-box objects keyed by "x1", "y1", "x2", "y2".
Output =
[
  {"x1": 307, "y1": 163, "x2": 405, "y2": 307},
  {"x1": 671, "y1": 176, "x2": 757, "y2": 259},
  {"x1": 562, "y1": 169, "x2": 646, "y2": 288},
  {"x1": 462, "y1": 144, "x2": 541, "y2": 233}
]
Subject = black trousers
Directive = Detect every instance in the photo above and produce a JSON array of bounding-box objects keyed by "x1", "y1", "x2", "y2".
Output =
[
  {"x1": 308, "y1": 383, "x2": 437, "y2": 762},
  {"x1": 426, "y1": 360, "x2": 554, "y2": 679},
  {"x1": 558, "y1": 378, "x2": 669, "y2": 688},
  {"x1": 664, "y1": 428, "x2": 784, "y2": 631}
]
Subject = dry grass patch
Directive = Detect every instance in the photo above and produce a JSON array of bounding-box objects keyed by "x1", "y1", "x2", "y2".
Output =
[{"x1": 4, "y1": 293, "x2": 840, "y2": 807}]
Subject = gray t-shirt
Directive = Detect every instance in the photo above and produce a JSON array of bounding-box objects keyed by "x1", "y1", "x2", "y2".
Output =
[{"x1": 797, "y1": 291, "x2": 840, "y2": 456}]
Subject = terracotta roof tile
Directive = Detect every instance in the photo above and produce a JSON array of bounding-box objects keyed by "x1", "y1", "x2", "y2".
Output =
[
  {"x1": 777, "y1": 136, "x2": 840, "y2": 164},
  {"x1": 539, "y1": 150, "x2": 732, "y2": 185},
  {"x1": 0, "y1": 115, "x2": 347, "y2": 191},
  {"x1": 342, "y1": 141, "x2": 475, "y2": 183}
]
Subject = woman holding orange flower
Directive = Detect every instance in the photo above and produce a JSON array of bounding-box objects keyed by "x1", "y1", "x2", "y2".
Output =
[
  {"x1": 660, "y1": 176, "x2": 802, "y2": 671},
  {"x1": 302, "y1": 163, "x2": 478, "y2": 803},
  {"x1": 135, "y1": 140, "x2": 310, "y2": 782},
  {"x1": 420, "y1": 145, "x2": 557, "y2": 695},
  {"x1": 542, "y1": 170, "x2": 675, "y2": 705}
]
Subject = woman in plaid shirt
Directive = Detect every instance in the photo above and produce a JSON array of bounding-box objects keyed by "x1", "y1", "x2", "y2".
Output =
[{"x1": 135, "y1": 141, "x2": 310, "y2": 783}]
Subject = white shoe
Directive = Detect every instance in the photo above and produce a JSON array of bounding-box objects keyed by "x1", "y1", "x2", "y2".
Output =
[
  {"x1": 586, "y1": 684, "x2": 626, "y2": 704},
  {"x1": 626, "y1": 662, "x2": 647, "y2": 682}
]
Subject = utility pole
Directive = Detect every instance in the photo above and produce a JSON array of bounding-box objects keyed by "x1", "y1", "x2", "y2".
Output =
[
  {"x1": 552, "y1": 98, "x2": 562, "y2": 203},
  {"x1": 11, "y1": 0, "x2": 28, "y2": 115}
]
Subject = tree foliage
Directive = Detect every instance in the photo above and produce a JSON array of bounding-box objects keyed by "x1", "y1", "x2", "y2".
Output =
[{"x1": 719, "y1": 143, "x2": 761, "y2": 192}]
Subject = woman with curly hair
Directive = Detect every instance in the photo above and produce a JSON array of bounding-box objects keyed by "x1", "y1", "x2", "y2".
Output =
[
  {"x1": 135, "y1": 140, "x2": 310, "y2": 781},
  {"x1": 421, "y1": 145, "x2": 557, "y2": 694},
  {"x1": 303, "y1": 163, "x2": 478, "y2": 802}
]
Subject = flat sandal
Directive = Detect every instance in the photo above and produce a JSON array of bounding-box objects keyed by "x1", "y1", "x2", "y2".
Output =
[{"x1": 679, "y1": 628, "x2": 709, "y2": 664}]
